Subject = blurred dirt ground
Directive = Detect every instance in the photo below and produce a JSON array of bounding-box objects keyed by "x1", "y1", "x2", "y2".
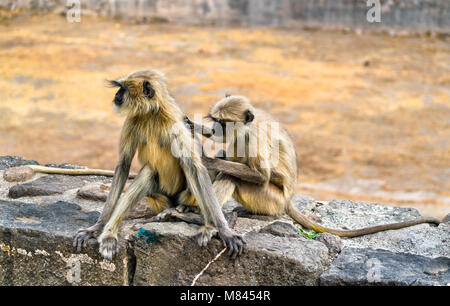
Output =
[{"x1": 0, "y1": 14, "x2": 449, "y2": 218}]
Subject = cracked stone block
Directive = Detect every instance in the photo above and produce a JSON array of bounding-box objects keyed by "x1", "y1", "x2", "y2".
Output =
[
  {"x1": 76, "y1": 183, "x2": 108, "y2": 202},
  {"x1": 8, "y1": 174, "x2": 104, "y2": 199},
  {"x1": 259, "y1": 220, "x2": 300, "y2": 237},
  {"x1": 316, "y1": 233, "x2": 343, "y2": 258},
  {"x1": 132, "y1": 220, "x2": 330, "y2": 286},
  {"x1": 320, "y1": 247, "x2": 450, "y2": 286},
  {"x1": 0, "y1": 199, "x2": 133, "y2": 285}
]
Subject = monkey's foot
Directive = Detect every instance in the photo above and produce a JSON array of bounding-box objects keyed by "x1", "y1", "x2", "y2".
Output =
[
  {"x1": 196, "y1": 225, "x2": 218, "y2": 247},
  {"x1": 232, "y1": 206, "x2": 252, "y2": 217},
  {"x1": 98, "y1": 234, "x2": 118, "y2": 260},
  {"x1": 73, "y1": 225, "x2": 101, "y2": 252},
  {"x1": 175, "y1": 204, "x2": 200, "y2": 214},
  {"x1": 218, "y1": 227, "x2": 245, "y2": 259},
  {"x1": 151, "y1": 207, "x2": 204, "y2": 225},
  {"x1": 150, "y1": 207, "x2": 176, "y2": 222}
]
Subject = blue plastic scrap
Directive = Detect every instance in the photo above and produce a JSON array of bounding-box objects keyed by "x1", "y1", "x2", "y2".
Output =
[{"x1": 134, "y1": 227, "x2": 164, "y2": 244}]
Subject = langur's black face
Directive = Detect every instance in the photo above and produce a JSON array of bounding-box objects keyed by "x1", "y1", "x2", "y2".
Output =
[
  {"x1": 206, "y1": 108, "x2": 254, "y2": 143},
  {"x1": 114, "y1": 86, "x2": 125, "y2": 106},
  {"x1": 108, "y1": 80, "x2": 126, "y2": 107},
  {"x1": 207, "y1": 109, "x2": 254, "y2": 128},
  {"x1": 108, "y1": 78, "x2": 156, "y2": 113}
]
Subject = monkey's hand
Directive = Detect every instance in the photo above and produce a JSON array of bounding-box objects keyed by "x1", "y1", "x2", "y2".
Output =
[
  {"x1": 73, "y1": 223, "x2": 102, "y2": 252},
  {"x1": 183, "y1": 116, "x2": 195, "y2": 130},
  {"x1": 98, "y1": 233, "x2": 118, "y2": 260},
  {"x1": 201, "y1": 156, "x2": 216, "y2": 168},
  {"x1": 217, "y1": 227, "x2": 245, "y2": 259}
]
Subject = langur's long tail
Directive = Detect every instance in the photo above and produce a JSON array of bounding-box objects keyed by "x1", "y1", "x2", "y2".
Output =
[
  {"x1": 286, "y1": 201, "x2": 440, "y2": 238},
  {"x1": 26, "y1": 165, "x2": 137, "y2": 178}
]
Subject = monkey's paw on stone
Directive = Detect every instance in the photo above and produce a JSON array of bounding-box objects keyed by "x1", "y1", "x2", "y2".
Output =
[
  {"x1": 196, "y1": 225, "x2": 218, "y2": 247},
  {"x1": 98, "y1": 235, "x2": 119, "y2": 260},
  {"x1": 175, "y1": 204, "x2": 200, "y2": 214},
  {"x1": 218, "y1": 228, "x2": 246, "y2": 259},
  {"x1": 73, "y1": 226, "x2": 100, "y2": 252},
  {"x1": 150, "y1": 207, "x2": 204, "y2": 225}
]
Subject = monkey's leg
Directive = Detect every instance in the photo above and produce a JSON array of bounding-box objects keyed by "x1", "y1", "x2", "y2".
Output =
[
  {"x1": 234, "y1": 182, "x2": 286, "y2": 216},
  {"x1": 73, "y1": 156, "x2": 133, "y2": 251},
  {"x1": 175, "y1": 159, "x2": 220, "y2": 214},
  {"x1": 149, "y1": 188, "x2": 201, "y2": 223},
  {"x1": 98, "y1": 165, "x2": 155, "y2": 259},
  {"x1": 147, "y1": 192, "x2": 205, "y2": 225},
  {"x1": 152, "y1": 174, "x2": 237, "y2": 229},
  {"x1": 145, "y1": 193, "x2": 172, "y2": 215},
  {"x1": 175, "y1": 189, "x2": 200, "y2": 213}
]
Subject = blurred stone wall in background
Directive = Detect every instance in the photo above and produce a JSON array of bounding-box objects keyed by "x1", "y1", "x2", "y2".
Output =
[{"x1": 1, "y1": 0, "x2": 449, "y2": 31}]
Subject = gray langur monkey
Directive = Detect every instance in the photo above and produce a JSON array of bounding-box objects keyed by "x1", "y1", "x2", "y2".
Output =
[
  {"x1": 178, "y1": 95, "x2": 440, "y2": 237},
  {"x1": 72, "y1": 70, "x2": 244, "y2": 259}
]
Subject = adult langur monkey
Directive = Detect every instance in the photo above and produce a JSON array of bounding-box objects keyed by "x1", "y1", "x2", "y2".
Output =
[
  {"x1": 178, "y1": 95, "x2": 440, "y2": 237},
  {"x1": 71, "y1": 70, "x2": 244, "y2": 259}
]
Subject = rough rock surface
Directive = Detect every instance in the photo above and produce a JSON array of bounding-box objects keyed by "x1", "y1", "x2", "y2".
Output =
[
  {"x1": 132, "y1": 222, "x2": 329, "y2": 286},
  {"x1": 320, "y1": 248, "x2": 450, "y2": 286},
  {"x1": 3, "y1": 166, "x2": 35, "y2": 182},
  {"x1": 316, "y1": 233, "x2": 343, "y2": 258},
  {"x1": 293, "y1": 198, "x2": 450, "y2": 259},
  {"x1": 0, "y1": 156, "x2": 449, "y2": 286},
  {"x1": 0, "y1": 156, "x2": 38, "y2": 170},
  {"x1": 76, "y1": 183, "x2": 108, "y2": 202},
  {"x1": 259, "y1": 220, "x2": 300, "y2": 237},
  {"x1": 0, "y1": 199, "x2": 133, "y2": 285},
  {"x1": 8, "y1": 174, "x2": 103, "y2": 199}
]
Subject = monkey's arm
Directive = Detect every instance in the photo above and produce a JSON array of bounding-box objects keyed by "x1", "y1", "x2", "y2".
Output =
[
  {"x1": 174, "y1": 129, "x2": 244, "y2": 258},
  {"x1": 202, "y1": 155, "x2": 285, "y2": 187},
  {"x1": 184, "y1": 116, "x2": 214, "y2": 138},
  {"x1": 97, "y1": 153, "x2": 134, "y2": 225},
  {"x1": 202, "y1": 156, "x2": 268, "y2": 185},
  {"x1": 180, "y1": 157, "x2": 244, "y2": 258}
]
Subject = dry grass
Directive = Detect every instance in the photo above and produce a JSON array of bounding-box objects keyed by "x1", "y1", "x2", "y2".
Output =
[{"x1": 0, "y1": 14, "x2": 449, "y2": 218}]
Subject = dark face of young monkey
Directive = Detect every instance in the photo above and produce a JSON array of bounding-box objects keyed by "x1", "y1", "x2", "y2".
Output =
[{"x1": 206, "y1": 95, "x2": 255, "y2": 144}]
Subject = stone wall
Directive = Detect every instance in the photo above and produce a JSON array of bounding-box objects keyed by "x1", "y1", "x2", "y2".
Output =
[
  {"x1": 0, "y1": 156, "x2": 449, "y2": 286},
  {"x1": 1, "y1": 0, "x2": 449, "y2": 31}
]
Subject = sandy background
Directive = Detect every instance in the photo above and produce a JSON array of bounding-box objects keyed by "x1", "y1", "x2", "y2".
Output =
[{"x1": 0, "y1": 14, "x2": 449, "y2": 218}]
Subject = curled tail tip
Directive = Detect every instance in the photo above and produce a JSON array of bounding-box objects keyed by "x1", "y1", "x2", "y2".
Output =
[{"x1": 424, "y1": 216, "x2": 441, "y2": 225}]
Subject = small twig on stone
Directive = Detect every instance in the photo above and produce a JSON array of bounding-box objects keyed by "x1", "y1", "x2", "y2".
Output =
[{"x1": 191, "y1": 247, "x2": 227, "y2": 286}]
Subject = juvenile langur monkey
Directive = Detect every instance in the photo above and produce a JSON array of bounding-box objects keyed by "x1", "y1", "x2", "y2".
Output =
[
  {"x1": 181, "y1": 95, "x2": 440, "y2": 237},
  {"x1": 73, "y1": 70, "x2": 244, "y2": 259}
]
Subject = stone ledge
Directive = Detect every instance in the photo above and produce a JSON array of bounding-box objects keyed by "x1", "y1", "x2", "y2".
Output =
[
  {"x1": 320, "y1": 247, "x2": 450, "y2": 286},
  {"x1": 0, "y1": 200, "x2": 132, "y2": 285},
  {"x1": 0, "y1": 156, "x2": 448, "y2": 286}
]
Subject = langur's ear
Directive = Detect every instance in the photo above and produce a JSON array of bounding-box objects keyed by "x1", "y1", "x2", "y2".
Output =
[
  {"x1": 143, "y1": 81, "x2": 155, "y2": 99},
  {"x1": 244, "y1": 109, "x2": 254, "y2": 123}
]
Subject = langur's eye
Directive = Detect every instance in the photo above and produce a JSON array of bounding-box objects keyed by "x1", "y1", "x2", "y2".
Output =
[{"x1": 143, "y1": 81, "x2": 155, "y2": 99}]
